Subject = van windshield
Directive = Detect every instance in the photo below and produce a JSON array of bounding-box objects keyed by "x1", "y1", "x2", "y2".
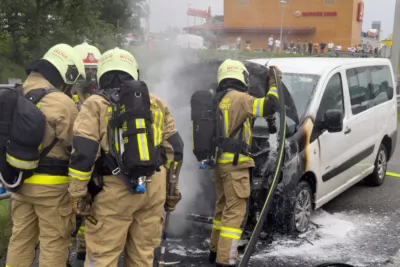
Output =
[
  {"x1": 281, "y1": 72, "x2": 320, "y2": 121},
  {"x1": 253, "y1": 73, "x2": 320, "y2": 138}
]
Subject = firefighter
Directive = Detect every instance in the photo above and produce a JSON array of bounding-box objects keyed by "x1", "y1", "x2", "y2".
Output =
[
  {"x1": 67, "y1": 47, "x2": 183, "y2": 267},
  {"x1": 71, "y1": 42, "x2": 101, "y2": 109},
  {"x1": 209, "y1": 59, "x2": 280, "y2": 267},
  {"x1": 71, "y1": 42, "x2": 102, "y2": 261},
  {"x1": 5, "y1": 44, "x2": 86, "y2": 267}
]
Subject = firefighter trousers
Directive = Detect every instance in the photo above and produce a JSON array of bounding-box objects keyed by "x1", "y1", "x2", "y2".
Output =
[
  {"x1": 84, "y1": 167, "x2": 166, "y2": 267},
  {"x1": 6, "y1": 183, "x2": 75, "y2": 267},
  {"x1": 210, "y1": 166, "x2": 250, "y2": 265},
  {"x1": 76, "y1": 217, "x2": 86, "y2": 260}
]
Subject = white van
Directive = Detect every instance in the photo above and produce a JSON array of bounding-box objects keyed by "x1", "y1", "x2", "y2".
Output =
[{"x1": 247, "y1": 57, "x2": 397, "y2": 232}]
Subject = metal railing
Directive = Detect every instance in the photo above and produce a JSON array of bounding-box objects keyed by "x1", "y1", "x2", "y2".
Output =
[{"x1": 312, "y1": 51, "x2": 380, "y2": 58}]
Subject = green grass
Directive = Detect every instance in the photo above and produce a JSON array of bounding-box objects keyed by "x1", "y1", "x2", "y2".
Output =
[{"x1": 0, "y1": 200, "x2": 11, "y2": 259}]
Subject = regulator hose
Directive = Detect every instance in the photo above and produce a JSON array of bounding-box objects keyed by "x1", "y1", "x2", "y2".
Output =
[{"x1": 238, "y1": 67, "x2": 287, "y2": 267}]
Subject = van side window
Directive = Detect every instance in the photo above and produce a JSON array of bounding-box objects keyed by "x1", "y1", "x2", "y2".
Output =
[
  {"x1": 370, "y1": 65, "x2": 394, "y2": 105},
  {"x1": 316, "y1": 73, "x2": 344, "y2": 122},
  {"x1": 347, "y1": 66, "x2": 393, "y2": 115},
  {"x1": 347, "y1": 67, "x2": 371, "y2": 115}
]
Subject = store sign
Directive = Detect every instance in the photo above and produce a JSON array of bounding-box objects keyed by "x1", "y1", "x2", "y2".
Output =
[
  {"x1": 357, "y1": 2, "x2": 364, "y2": 22},
  {"x1": 301, "y1": 11, "x2": 337, "y2": 17},
  {"x1": 187, "y1": 8, "x2": 210, "y2": 19}
]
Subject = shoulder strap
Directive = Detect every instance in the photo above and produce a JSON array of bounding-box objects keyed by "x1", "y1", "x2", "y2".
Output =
[
  {"x1": 96, "y1": 90, "x2": 111, "y2": 102},
  {"x1": 24, "y1": 88, "x2": 61, "y2": 159},
  {"x1": 25, "y1": 88, "x2": 60, "y2": 105}
]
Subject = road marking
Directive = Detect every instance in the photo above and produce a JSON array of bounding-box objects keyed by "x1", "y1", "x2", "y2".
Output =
[{"x1": 386, "y1": 172, "x2": 400, "y2": 178}]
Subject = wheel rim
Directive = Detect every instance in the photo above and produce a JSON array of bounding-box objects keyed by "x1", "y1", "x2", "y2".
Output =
[
  {"x1": 295, "y1": 189, "x2": 312, "y2": 232},
  {"x1": 377, "y1": 149, "x2": 387, "y2": 180}
]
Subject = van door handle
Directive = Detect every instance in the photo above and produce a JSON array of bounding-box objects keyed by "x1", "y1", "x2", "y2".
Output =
[{"x1": 344, "y1": 128, "x2": 351, "y2": 134}]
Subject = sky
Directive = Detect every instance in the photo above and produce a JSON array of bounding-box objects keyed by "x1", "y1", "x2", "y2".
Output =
[{"x1": 148, "y1": 0, "x2": 396, "y2": 39}]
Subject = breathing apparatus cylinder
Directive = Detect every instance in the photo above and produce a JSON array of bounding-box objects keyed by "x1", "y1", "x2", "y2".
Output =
[{"x1": 116, "y1": 126, "x2": 147, "y2": 194}]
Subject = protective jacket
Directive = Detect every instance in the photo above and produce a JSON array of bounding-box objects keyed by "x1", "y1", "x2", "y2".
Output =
[
  {"x1": 217, "y1": 86, "x2": 278, "y2": 169},
  {"x1": 68, "y1": 93, "x2": 183, "y2": 197},
  {"x1": 21, "y1": 71, "x2": 78, "y2": 186}
]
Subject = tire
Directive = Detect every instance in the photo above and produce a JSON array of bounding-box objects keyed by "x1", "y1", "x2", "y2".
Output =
[
  {"x1": 364, "y1": 143, "x2": 388, "y2": 187},
  {"x1": 287, "y1": 181, "x2": 313, "y2": 233}
]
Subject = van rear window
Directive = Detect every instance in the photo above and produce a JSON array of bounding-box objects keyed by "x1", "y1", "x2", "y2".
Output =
[{"x1": 346, "y1": 66, "x2": 393, "y2": 115}]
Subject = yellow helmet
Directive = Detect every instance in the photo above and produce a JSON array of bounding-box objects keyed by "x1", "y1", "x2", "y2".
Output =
[
  {"x1": 42, "y1": 43, "x2": 86, "y2": 85},
  {"x1": 97, "y1": 47, "x2": 139, "y2": 83},
  {"x1": 73, "y1": 42, "x2": 101, "y2": 68},
  {"x1": 217, "y1": 59, "x2": 249, "y2": 86}
]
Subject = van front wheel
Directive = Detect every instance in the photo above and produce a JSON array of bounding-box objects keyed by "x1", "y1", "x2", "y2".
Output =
[
  {"x1": 364, "y1": 144, "x2": 387, "y2": 187},
  {"x1": 292, "y1": 181, "x2": 312, "y2": 233}
]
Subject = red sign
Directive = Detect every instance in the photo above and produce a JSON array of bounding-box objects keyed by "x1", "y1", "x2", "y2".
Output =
[
  {"x1": 302, "y1": 12, "x2": 337, "y2": 17},
  {"x1": 187, "y1": 7, "x2": 211, "y2": 20},
  {"x1": 357, "y1": 2, "x2": 364, "y2": 22}
]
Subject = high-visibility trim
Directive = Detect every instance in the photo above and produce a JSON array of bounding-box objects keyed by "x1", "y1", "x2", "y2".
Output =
[
  {"x1": 68, "y1": 168, "x2": 92, "y2": 181},
  {"x1": 252, "y1": 98, "x2": 265, "y2": 117},
  {"x1": 105, "y1": 106, "x2": 112, "y2": 124},
  {"x1": 77, "y1": 225, "x2": 85, "y2": 235},
  {"x1": 135, "y1": 118, "x2": 150, "y2": 161},
  {"x1": 220, "y1": 226, "x2": 243, "y2": 240},
  {"x1": 217, "y1": 153, "x2": 253, "y2": 164},
  {"x1": 173, "y1": 161, "x2": 179, "y2": 170},
  {"x1": 243, "y1": 119, "x2": 252, "y2": 146},
  {"x1": 268, "y1": 87, "x2": 279, "y2": 99},
  {"x1": 222, "y1": 109, "x2": 230, "y2": 137},
  {"x1": 164, "y1": 159, "x2": 172, "y2": 169},
  {"x1": 114, "y1": 128, "x2": 119, "y2": 153},
  {"x1": 6, "y1": 153, "x2": 39, "y2": 170},
  {"x1": 73, "y1": 94, "x2": 79, "y2": 104},
  {"x1": 24, "y1": 174, "x2": 69, "y2": 185},
  {"x1": 213, "y1": 219, "x2": 222, "y2": 230},
  {"x1": 152, "y1": 110, "x2": 164, "y2": 146}
]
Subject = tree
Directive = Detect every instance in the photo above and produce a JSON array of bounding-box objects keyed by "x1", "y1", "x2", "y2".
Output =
[
  {"x1": 212, "y1": 15, "x2": 224, "y2": 22},
  {"x1": 0, "y1": 0, "x2": 147, "y2": 64}
]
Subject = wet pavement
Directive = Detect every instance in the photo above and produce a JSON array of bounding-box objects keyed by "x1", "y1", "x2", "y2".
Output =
[
  {"x1": 66, "y1": 127, "x2": 400, "y2": 267},
  {"x1": 2, "y1": 128, "x2": 400, "y2": 267}
]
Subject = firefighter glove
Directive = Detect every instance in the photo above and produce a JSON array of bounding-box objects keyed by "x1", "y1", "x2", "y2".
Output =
[
  {"x1": 72, "y1": 194, "x2": 92, "y2": 216},
  {"x1": 165, "y1": 185, "x2": 182, "y2": 212},
  {"x1": 267, "y1": 65, "x2": 282, "y2": 87}
]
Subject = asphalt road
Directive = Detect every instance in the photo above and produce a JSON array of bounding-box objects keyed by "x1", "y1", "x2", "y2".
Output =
[
  {"x1": 2, "y1": 129, "x2": 400, "y2": 267},
  {"x1": 161, "y1": 127, "x2": 400, "y2": 267}
]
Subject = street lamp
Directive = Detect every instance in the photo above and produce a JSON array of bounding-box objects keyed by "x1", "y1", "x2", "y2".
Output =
[
  {"x1": 279, "y1": 0, "x2": 287, "y2": 53},
  {"x1": 390, "y1": 0, "x2": 400, "y2": 77},
  {"x1": 187, "y1": 3, "x2": 191, "y2": 33}
]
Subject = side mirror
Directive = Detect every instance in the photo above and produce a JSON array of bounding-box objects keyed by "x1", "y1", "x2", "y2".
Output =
[{"x1": 323, "y1": 109, "x2": 343, "y2": 133}]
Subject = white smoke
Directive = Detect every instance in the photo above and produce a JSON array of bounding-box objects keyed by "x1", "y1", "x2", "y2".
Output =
[{"x1": 131, "y1": 43, "x2": 214, "y2": 235}]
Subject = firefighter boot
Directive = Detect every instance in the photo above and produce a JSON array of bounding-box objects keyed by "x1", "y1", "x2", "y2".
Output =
[{"x1": 209, "y1": 250, "x2": 217, "y2": 264}]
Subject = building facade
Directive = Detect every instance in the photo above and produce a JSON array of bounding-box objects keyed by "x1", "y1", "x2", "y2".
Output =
[{"x1": 185, "y1": 0, "x2": 364, "y2": 50}]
